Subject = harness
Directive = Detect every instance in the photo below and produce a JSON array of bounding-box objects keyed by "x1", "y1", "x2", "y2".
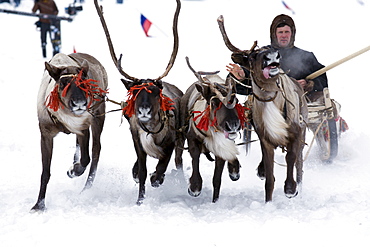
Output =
[{"x1": 138, "y1": 110, "x2": 173, "y2": 135}]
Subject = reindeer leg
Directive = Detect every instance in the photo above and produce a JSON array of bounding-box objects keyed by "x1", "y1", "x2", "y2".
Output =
[
  {"x1": 131, "y1": 138, "x2": 147, "y2": 205},
  {"x1": 174, "y1": 134, "x2": 185, "y2": 170},
  {"x1": 83, "y1": 116, "x2": 105, "y2": 190},
  {"x1": 212, "y1": 157, "x2": 226, "y2": 203},
  {"x1": 150, "y1": 144, "x2": 174, "y2": 187},
  {"x1": 296, "y1": 128, "x2": 306, "y2": 185},
  {"x1": 67, "y1": 129, "x2": 90, "y2": 179},
  {"x1": 136, "y1": 153, "x2": 147, "y2": 205},
  {"x1": 257, "y1": 159, "x2": 265, "y2": 180},
  {"x1": 31, "y1": 132, "x2": 55, "y2": 212},
  {"x1": 132, "y1": 160, "x2": 139, "y2": 183},
  {"x1": 284, "y1": 141, "x2": 299, "y2": 198},
  {"x1": 188, "y1": 139, "x2": 202, "y2": 197},
  {"x1": 260, "y1": 140, "x2": 275, "y2": 202}
]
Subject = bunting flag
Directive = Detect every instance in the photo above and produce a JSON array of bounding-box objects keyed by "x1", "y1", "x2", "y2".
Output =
[
  {"x1": 140, "y1": 14, "x2": 152, "y2": 37},
  {"x1": 281, "y1": 1, "x2": 295, "y2": 14}
]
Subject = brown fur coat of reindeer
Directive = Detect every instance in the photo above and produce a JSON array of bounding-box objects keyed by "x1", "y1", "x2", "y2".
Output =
[
  {"x1": 32, "y1": 52, "x2": 108, "y2": 211},
  {"x1": 180, "y1": 57, "x2": 247, "y2": 202},
  {"x1": 94, "y1": 0, "x2": 183, "y2": 205},
  {"x1": 218, "y1": 15, "x2": 308, "y2": 202}
]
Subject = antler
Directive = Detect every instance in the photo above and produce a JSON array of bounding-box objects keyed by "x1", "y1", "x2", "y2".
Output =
[
  {"x1": 217, "y1": 15, "x2": 242, "y2": 53},
  {"x1": 155, "y1": 0, "x2": 181, "y2": 81},
  {"x1": 185, "y1": 56, "x2": 236, "y2": 109},
  {"x1": 217, "y1": 15, "x2": 258, "y2": 55},
  {"x1": 185, "y1": 56, "x2": 219, "y2": 83},
  {"x1": 94, "y1": 0, "x2": 138, "y2": 82}
]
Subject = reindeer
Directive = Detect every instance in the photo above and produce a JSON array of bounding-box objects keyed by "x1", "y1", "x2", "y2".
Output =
[
  {"x1": 180, "y1": 57, "x2": 247, "y2": 203},
  {"x1": 218, "y1": 15, "x2": 308, "y2": 202},
  {"x1": 32, "y1": 52, "x2": 108, "y2": 211},
  {"x1": 94, "y1": 0, "x2": 183, "y2": 205}
]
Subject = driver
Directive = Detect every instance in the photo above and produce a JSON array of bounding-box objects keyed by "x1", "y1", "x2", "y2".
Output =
[{"x1": 227, "y1": 14, "x2": 327, "y2": 103}]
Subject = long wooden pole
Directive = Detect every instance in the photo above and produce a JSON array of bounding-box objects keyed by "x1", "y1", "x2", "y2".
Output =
[{"x1": 306, "y1": 45, "x2": 370, "y2": 80}]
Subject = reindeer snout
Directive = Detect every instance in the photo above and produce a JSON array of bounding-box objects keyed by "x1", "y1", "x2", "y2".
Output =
[
  {"x1": 137, "y1": 105, "x2": 152, "y2": 122},
  {"x1": 70, "y1": 98, "x2": 87, "y2": 115},
  {"x1": 225, "y1": 120, "x2": 241, "y2": 133},
  {"x1": 224, "y1": 120, "x2": 241, "y2": 140}
]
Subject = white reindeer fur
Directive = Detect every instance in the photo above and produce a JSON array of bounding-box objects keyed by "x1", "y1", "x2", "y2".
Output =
[
  {"x1": 262, "y1": 101, "x2": 289, "y2": 142},
  {"x1": 204, "y1": 130, "x2": 239, "y2": 162},
  {"x1": 139, "y1": 130, "x2": 164, "y2": 159}
]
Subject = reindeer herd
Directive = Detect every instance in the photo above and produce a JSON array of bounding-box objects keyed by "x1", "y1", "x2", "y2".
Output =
[{"x1": 31, "y1": 0, "x2": 309, "y2": 211}]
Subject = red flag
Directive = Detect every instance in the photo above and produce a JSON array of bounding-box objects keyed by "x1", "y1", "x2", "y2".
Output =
[
  {"x1": 73, "y1": 46, "x2": 77, "y2": 53},
  {"x1": 281, "y1": 1, "x2": 295, "y2": 14},
  {"x1": 140, "y1": 14, "x2": 152, "y2": 37}
]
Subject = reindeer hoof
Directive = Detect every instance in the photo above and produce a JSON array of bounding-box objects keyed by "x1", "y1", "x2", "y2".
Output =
[
  {"x1": 30, "y1": 200, "x2": 46, "y2": 212},
  {"x1": 229, "y1": 172, "x2": 240, "y2": 181},
  {"x1": 257, "y1": 164, "x2": 265, "y2": 180},
  {"x1": 284, "y1": 182, "x2": 298, "y2": 198},
  {"x1": 285, "y1": 190, "x2": 298, "y2": 198},
  {"x1": 67, "y1": 163, "x2": 86, "y2": 178},
  {"x1": 132, "y1": 164, "x2": 139, "y2": 183},
  {"x1": 188, "y1": 187, "x2": 201, "y2": 197},
  {"x1": 136, "y1": 198, "x2": 144, "y2": 206},
  {"x1": 150, "y1": 172, "x2": 165, "y2": 187}
]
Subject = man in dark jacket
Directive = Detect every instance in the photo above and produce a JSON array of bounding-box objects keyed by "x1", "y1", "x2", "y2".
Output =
[
  {"x1": 227, "y1": 14, "x2": 327, "y2": 102},
  {"x1": 32, "y1": 0, "x2": 59, "y2": 58}
]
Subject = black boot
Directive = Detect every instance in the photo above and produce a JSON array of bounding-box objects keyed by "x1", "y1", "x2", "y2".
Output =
[{"x1": 42, "y1": 43, "x2": 46, "y2": 58}]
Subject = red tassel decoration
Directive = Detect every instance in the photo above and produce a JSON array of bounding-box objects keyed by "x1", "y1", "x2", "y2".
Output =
[{"x1": 45, "y1": 84, "x2": 64, "y2": 111}]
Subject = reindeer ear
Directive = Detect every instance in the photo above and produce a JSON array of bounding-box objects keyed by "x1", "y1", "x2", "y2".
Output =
[
  {"x1": 81, "y1": 60, "x2": 89, "y2": 75},
  {"x1": 121, "y1": 79, "x2": 133, "y2": 90},
  {"x1": 195, "y1": 83, "x2": 212, "y2": 102},
  {"x1": 45, "y1": 62, "x2": 62, "y2": 81},
  {"x1": 154, "y1": 80, "x2": 163, "y2": 89},
  {"x1": 195, "y1": 83, "x2": 204, "y2": 95},
  {"x1": 246, "y1": 52, "x2": 258, "y2": 70}
]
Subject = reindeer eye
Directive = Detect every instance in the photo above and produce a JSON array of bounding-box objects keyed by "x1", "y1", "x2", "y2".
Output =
[
  {"x1": 263, "y1": 55, "x2": 270, "y2": 61},
  {"x1": 59, "y1": 77, "x2": 70, "y2": 88}
]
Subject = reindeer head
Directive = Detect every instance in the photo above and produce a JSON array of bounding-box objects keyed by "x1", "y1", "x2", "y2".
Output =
[
  {"x1": 44, "y1": 60, "x2": 107, "y2": 116},
  {"x1": 122, "y1": 79, "x2": 174, "y2": 126},
  {"x1": 186, "y1": 57, "x2": 246, "y2": 140},
  {"x1": 247, "y1": 46, "x2": 281, "y2": 91},
  {"x1": 217, "y1": 15, "x2": 282, "y2": 91}
]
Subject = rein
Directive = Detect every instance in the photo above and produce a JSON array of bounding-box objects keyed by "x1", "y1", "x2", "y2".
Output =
[
  {"x1": 253, "y1": 91, "x2": 278, "y2": 102},
  {"x1": 138, "y1": 111, "x2": 167, "y2": 135}
]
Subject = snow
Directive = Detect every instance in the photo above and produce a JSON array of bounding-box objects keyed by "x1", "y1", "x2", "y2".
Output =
[{"x1": 1, "y1": 0, "x2": 370, "y2": 246}]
